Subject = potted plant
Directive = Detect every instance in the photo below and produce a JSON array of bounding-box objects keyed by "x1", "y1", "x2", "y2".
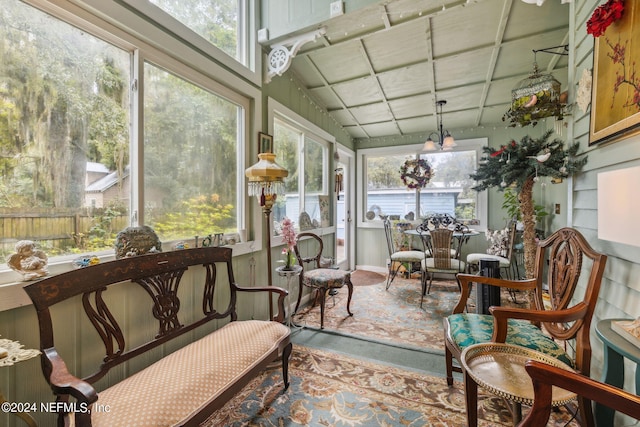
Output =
[{"x1": 470, "y1": 131, "x2": 586, "y2": 278}]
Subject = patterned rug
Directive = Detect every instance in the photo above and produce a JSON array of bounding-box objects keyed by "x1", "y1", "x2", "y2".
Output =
[
  {"x1": 203, "y1": 345, "x2": 577, "y2": 426},
  {"x1": 293, "y1": 276, "x2": 463, "y2": 353},
  {"x1": 294, "y1": 275, "x2": 528, "y2": 353}
]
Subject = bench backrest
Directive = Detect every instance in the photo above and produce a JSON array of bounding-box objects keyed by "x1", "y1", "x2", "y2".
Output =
[{"x1": 25, "y1": 247, "x2": 241, "y2": 385}]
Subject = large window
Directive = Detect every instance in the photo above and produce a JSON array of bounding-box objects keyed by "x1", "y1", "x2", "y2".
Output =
[
  {"x1": 0, "y1": 0, "x2": 250, "y2": 270},
  {"x1": 147, "y1": 0, "x2": 246, "y2": 65},
  {"x1": 143, "y1": 64, "x2": 241, "y2": 241},
  {"x1": 273, "y1": 118, "x2": 329, "y2": 232},
  {"x1": 360, "y1": 140, "x2": 487, "y2": 228},
  {"x1": 0, "y1": 0, "x2": 131, "y2": 260}
]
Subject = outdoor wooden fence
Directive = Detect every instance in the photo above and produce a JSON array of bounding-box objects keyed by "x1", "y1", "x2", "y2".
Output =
[{"x1": 0, "y1": 209, "x2": 128, "y2": 258}]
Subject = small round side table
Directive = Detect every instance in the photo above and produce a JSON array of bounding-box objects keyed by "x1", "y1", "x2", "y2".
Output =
[
  {"x1": 461, "y1": 342, "x2": 576, "y2": 426},
  {"x1": 275, "y1": 265, "x2": 303, "y2": 329},
  {"x1": 1, "y1": 336, "x2": 41, "y2": 427}
]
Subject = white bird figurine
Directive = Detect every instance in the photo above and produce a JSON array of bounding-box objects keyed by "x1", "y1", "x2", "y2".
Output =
[{"x1": 528, "y1": 152, "x2": 551, "y2": 163}]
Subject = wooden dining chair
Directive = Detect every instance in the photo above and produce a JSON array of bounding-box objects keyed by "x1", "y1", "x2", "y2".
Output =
[
  {"x1": 444, "y1": 227, "x2": 607, "y2": 427},
  {"x1": 519, "y1": 360, "x2": 640, "y2": 427}
]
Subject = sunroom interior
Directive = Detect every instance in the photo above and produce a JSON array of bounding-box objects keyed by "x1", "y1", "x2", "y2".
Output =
[{"x1": 1, "y1": 0, "x2": 640, "y2": 425}]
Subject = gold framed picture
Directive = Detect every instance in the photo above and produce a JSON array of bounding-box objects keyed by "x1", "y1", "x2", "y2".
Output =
[
  {"x1": 589, "y1": 0, "x2": 640, "y2": 145},
  {"x1": 258, "y1": 132, "x2": 273, "y2": 154}
]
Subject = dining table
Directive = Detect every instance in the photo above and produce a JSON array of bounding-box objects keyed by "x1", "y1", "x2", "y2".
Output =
[{"x1": 404, "y1": 228, "x2": 481, "y2": 259}]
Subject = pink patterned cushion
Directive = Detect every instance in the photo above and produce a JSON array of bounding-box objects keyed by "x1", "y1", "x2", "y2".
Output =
[
  {"x1": 78, "y1": 320, "x2": 289, "y2": 427},
  {"x1": 303, "y1": 269, "x2": 351, "y2": 289}
]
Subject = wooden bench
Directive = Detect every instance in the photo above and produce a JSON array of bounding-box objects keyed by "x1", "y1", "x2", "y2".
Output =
[{"x1": 24, "y1": 247, "x2": 292, "y2": 427}]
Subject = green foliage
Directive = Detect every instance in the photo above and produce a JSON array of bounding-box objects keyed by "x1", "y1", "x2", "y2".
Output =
[
  {"x1": 366, "y1": 157, "x2": 405, "y2": 189},
  {"x1": 72, "y1": 207, "x2": 124, "y2": 251},
  {"x1": 502, "y1": 187, "x2": 547, "y2": 223},
  {"x1": 471, "y1": 130, "x2": 587, "y2": 193},
  {"x1": 152, "y1": 194, "x2": 234, "y2": 240}
]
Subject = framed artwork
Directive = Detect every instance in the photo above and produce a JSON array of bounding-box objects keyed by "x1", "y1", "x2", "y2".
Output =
[
  {"x1": 589, "y1": 0, "x2": 640, "y2": 146},
  {"x1": 258, "y1": 132, "x2": 273, "y2": 154}
]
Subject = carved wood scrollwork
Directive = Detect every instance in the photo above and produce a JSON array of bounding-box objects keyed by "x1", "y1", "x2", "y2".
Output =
[
  {"x1": 83, "y1": 289, "x2": 125, "y2": 363},
  {"x1": 545, "y1": 231, "x2": 585, "y2": 337},
  {"x1": 203, "y1": 263, "x2": 218, "y2": 316},
  {"x1": 135, "y1": 270, "x2": 185, "y2": 338}
]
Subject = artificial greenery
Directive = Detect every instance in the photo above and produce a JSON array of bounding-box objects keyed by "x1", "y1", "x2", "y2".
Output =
[{"x1": 470, "y1": 130, "x2": 587, "y2": 277}]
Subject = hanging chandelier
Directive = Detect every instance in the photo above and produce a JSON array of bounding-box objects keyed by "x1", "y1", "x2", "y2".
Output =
[
  {"x1": 423, "y1": 100, "x2": 456, "y2": 151},
  {"x1": 502, "y1": 45, "x2": 570, "y2": 127}
]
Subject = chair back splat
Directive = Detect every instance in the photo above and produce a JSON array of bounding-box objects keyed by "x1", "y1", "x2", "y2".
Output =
[{"x1": 444, "y1": 227, "x2": 607, "y2": 427}]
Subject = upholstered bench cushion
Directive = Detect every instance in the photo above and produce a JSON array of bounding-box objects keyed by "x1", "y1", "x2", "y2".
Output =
[
  {"x1": 390, "y1": 250, "x2": 425, "y2": 263},
  {"x1": 303, "y1": 269, "x2": 351, "y2": 289},
  {"x1": 447, "y1": 313, "x2": 573, "y2": 367},
  {"x1": 85, "y1": 320, "x2": 290, "y2": 427},
  {"x1": 466, "y1": 253, "x2": 510, "y2": 267}
]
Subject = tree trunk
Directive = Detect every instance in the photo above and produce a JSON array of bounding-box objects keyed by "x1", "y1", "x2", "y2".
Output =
[{"x1": 519, "y1": 176, "x2": 536, "y2": 279}]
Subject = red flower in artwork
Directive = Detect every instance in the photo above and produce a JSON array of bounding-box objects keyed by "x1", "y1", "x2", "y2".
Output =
[{"x1": 587, "y1": 0, "x2": 625, "y2": 37}]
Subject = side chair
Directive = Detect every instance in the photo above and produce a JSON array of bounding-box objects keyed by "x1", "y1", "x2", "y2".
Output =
[
  {"x1": 466, "y1": 221, "x2": 518, "y2": 279},
  {"x1": 444, "y1": 227, "x2": 607, "y2": 427},
  {"x1": 418, "y1": 227, "x2": 466, "y2": 304},
  {"x1": 383, "y1": 217, "x2": 426, "y2": 289},
  {"x1": 519, "y1": 360, "x2": 640, "y2": 427},
  {"x1": 293, "y1": 232, "x2": 353, "y2": 329},
  {"x1": 466, "y1": 221, "x2": 520, "y2": 302}
]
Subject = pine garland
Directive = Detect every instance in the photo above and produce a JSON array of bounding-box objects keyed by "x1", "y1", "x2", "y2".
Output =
[
  {"x1": 470, "y1": 130, "x2": 587, "y2": 278},
  {"x1": 471, "y1": 130, "x2": 586, "y2": 193}
]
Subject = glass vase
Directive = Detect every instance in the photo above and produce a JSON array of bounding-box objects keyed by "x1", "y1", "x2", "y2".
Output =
[{"x1": 284, "y1": 249, "x2": 296, "y2": 270}]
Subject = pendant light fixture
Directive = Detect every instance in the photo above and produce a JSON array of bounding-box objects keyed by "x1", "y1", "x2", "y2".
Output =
[{"x1": 423, "y1": 100, "x2": 456, "y2": 151}]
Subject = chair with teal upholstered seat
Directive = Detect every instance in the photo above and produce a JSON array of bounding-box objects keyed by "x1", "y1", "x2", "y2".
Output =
[{"x1": 444, "y1": 227, "x2": 607, "y2": 427}]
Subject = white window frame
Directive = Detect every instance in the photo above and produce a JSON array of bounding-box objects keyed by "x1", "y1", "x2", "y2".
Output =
[
  {"x1": 267, "y1": 98, "x2": 335, "y2": 246},
  {"x1": 0, "y1": 0, "x2": 261, "y2": 295},
  {"x1": 356, "y1": 138, "x2": 488, "y2": 230}
]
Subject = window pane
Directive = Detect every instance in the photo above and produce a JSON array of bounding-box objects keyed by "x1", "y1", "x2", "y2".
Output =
[
  {"x1": 303, "y1": 137, "x2": 326, "y2": 226},
  {"x1": 273, "y1": 121, "x2": 300, "y2": 224},
  {"x1": 365, "y1": 155, "x2": 411, "y2": 220},
  {"x1": 0, "y1": 0, "x2": 131, "y2": 262},
  {"x1": 144, "y1": 63, "x2": 239, "y2": 241},
  {"x1": 149, "y1": 0, "x2": 241, "y2": 63},
  {"x1": 419, "y1": 151, "x2": 478, "y2": 222},
  {"x1": 365, "y1": 150, "x2": 479, "y2": 223}
]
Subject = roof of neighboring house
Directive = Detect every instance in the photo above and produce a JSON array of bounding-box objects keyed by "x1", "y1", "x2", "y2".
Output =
[
  {"x1": 86, "y1": 161, "x2": 110, "y2": 174},
  {"x1": 86, "y1": 167, "x2": 129, "y2": 193}
]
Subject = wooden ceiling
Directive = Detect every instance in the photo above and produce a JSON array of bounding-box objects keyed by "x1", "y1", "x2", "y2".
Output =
[{"x1": 266, "y1": 0, "x2": 570, "y2": 141}]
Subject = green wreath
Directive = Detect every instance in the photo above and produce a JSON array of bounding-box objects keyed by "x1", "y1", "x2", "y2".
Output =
[{"x1": 400, "y1": 159, "x2": 432, "y2": 189}]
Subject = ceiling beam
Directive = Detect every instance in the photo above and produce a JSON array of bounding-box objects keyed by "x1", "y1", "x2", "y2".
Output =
[{"x1": 474, "y1": 0, "x2": 513, "y2": 127}]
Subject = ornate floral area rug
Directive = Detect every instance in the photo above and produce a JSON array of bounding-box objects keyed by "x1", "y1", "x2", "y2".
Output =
[
  {"x1": 203, "y1": 345, "x2": 577, "y2": 427},
  {"x1": 293, "y1": 276, "x2": 462, "y2": 353},
  {"x1": 294, "y1": 275, "x2": 528, "y2": 353}
]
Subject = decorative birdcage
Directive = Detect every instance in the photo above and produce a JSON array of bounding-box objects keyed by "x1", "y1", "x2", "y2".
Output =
[{"x1": 503, "y1": 61, "x2": 568, "y2": 127}]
